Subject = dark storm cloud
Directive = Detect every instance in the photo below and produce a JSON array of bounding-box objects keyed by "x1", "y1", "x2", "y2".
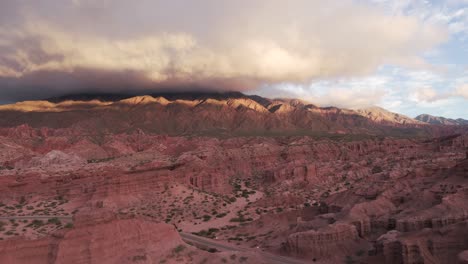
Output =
[{"x1": 0, "y1": 68, "x2": 262, "y2": 101}]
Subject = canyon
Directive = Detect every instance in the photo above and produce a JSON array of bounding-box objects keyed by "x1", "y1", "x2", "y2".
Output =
[{"x1": 0, "y1": 93, "x2": 467, "y2": 264}]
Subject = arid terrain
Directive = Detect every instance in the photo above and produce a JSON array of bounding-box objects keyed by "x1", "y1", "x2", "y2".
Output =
[{"x1": 0, "y1": 93, "x2": 467, "y2": 264}]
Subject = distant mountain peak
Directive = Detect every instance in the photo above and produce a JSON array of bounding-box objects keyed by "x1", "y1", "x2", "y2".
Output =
[{"x1": 415, "y1": 114, "x2": 468, "y2": 125}]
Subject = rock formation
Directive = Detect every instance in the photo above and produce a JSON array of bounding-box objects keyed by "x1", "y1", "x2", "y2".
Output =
[{"x1": 0, "y1": 93, "x2": 467, "y2": 264}]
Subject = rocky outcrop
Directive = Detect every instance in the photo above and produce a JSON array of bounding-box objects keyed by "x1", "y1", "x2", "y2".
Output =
[
  {"x1": 0, "y1": 238, "x2": 51, "y2": 264},
  {"x1": 273, "y1": 163, "x2": 318, "y2": 183},
  {"x1": 286, "y1": 223, "x2": 360, "y2": 258},
  {"x1": 396, "y1": 213, "x2": 468, "y2": 232},
  {"x1": 377, "y1": 221, "x2": 468, "y2": 264},
  {"x1": 458, "y1": 250, "x2": 468, "y2": 264},
  {"x1": 53, "y1": 219, "x2": 182, "y2": 263},
  {"x1": 0, "y1": 215, "x2": 203, "y2": 264}
]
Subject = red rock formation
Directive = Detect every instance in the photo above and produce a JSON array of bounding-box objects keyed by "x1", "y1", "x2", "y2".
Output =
[
  {"x1": 0, "y1": 109, "x2": 466, "y2": 264},
  {"x1": 458, "y1": 250, "x2": 468, "y2": 264},
  {"x1": 53, "y1": 219, "x2": 182, "y2": 263},
  {"x1": 0, "y1": 212, "x2": 218, "y2": 264},
  {"x1": 0, "y1": 238, "x2": 51, "y2": 264},
  {"x1": 286, "y1": 223, "x2": 361, "y2": 258},
  {"x1": 378, "y1": 221, "x2": 468, "y2": 264}
]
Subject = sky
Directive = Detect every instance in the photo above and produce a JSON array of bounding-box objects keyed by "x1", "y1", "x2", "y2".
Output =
[{"x1": 0, "y1": 0, "x2": 467, "y2": 118}]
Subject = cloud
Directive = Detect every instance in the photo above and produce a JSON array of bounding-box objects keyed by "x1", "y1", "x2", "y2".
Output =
[
  {"x1": 409, "y1": 84, "x2": 468, "y2": 103},
  {"x1": 0, "y1": 0, "x2": 448, "y2": 101},
  {"x1": 308, "y1": 88, "x2": 387, "y2": 109},
  {"x1": 254, "y1": 75, "x2": 389, "y2": 109},
  {"x1": 411, "y1": 87, "x2": 444, "y2": 102},
  {"x1": 455, "y1": 84, "x2": 468, "y2": 98}
]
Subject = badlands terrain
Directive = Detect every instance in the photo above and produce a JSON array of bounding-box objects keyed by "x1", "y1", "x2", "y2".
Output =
[{"x1": 0, "y1": 92, "x2": 467, "y2": 264}]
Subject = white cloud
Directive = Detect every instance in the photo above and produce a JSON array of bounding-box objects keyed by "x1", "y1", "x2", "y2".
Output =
[
  {"x1": 307, "y1": 87, "x2": 387, "y2": 109},
  {"x1": 256, "y1": 75, "x2": 390, "y2": 109},
  {"x1": 455, "y1": 84, "x2": 468, "y2": 98},
  {"x1": 407, "y1": 83, "x2": 468, "y2": 103},
  {"x1": 411, "y1": 87, "x2": 440, "y2": 102}
]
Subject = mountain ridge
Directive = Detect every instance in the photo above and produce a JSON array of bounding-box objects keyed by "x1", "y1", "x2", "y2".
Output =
[
  {"x1": 1, "y1": 92, "x2": 466, "y2": 138},
  {"x1": 2, "y1": 91, "x2": 419, "y2": 122},
  {"x1": 415, "y1": 114, "x2": 468, "y2": 126}
]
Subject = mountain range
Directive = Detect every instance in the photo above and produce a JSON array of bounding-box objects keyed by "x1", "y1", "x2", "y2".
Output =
[
  {"x1": 0, "y1": 92, "x2": 466, "y2": 138},
  {"x1": 415, "y1": 113, "x2": 468, "y2": 126}
]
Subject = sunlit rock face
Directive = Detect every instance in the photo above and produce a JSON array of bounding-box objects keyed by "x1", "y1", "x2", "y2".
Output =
[{"x1": 0, "y1": 93, "x2": 466, "y2": 138}]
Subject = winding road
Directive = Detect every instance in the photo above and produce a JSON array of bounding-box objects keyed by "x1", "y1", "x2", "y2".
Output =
[
  {"x1": 180, "y1": 232, "x2": 309, "y2": 264},
  {"x1": 0, "y1": 215, "x2": 73, "y2": 221}
]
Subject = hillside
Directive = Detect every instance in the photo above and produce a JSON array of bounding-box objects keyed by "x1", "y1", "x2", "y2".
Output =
[
  {"x1": 416, "y1": 114, "x2": 468, "y2": 126},
  {"x1": 0, "y1": 92, "x2": 442, "y2": 138}
]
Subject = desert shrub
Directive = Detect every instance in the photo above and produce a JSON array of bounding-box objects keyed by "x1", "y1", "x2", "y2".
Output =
[
  {"x1": 345, "y1": 255, "x2": 356, "y2": 264},
  {"x1": 48, "y1": 218, "x2": 61, "y2": 225},
  {"x1": 173, "y1": 245, "x2": 186, "y2": 254},
  {"x1": 193, "y1": 228, "x2": 219, "y2": 238},
  {"x1": 216, "y1": 213, "x2": 227, "y2": 218},
  {"x1": 87, "y1": 157, "x2": 115, "y2": 163},
  {"x1": 355, "y1": 249, "x2": 365, "y2": 256},
  {"x1": 371, "y1": 166, "x2": 383, "y2": 174},
  {"x1": 28, "y1": 220, "x2": 44, "y2": 228},
  {"x1": 132, "y1": 255, "x2": 147, "y2": 262}
]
